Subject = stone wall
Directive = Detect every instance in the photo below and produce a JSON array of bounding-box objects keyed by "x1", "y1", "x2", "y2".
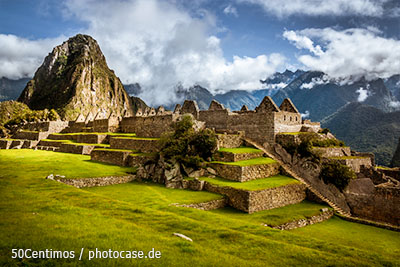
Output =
[
  {"x1": 120, "y1": 114, "x2": 177, "y2": 137},
  {"x1": 127, "y1": 154, "x2": 156, "y2": 167},
  {"x1": 55, "y1": 175, "x2": 135, "y2": 188},
  {"x1": 210, "y1": 161, "x2": 280, "y2": 182},
  {"x1": 213, "y1": 151, "x2": 264, "y2": 162},
  {"x1": 271, "y1": 209, "x2": 333, "y2": 230},
  {"x1": 91, "y1": 149, "x2": 132, "y2": 166},
  {"x1": 23, "y1": 121, "x2": 68, "y2": 133},
  {"x1": 175, "y1": 198, "x2": 227, "y2": 211},
  {"x1": 345, "y1": 179, "x2": 400, "y2": 226},
  {"x1": 77, "y1": 134, "x2": 107, "y2": 144},
  {"x1": 216, "y1": 133, "x2": 243, "y2": 148},
  {"x1": 204, "y1": 182, "x2": 306, "y2": 213},
  {"x1": 248, "y1": 183, "x2": 306, "y2": 213},
  {"x1": 59, "y1": 143, "x2": 95, "y2": 155},
  {"x1": 13, "y1": 131, "x2": 49, "y2": 140},
  {"x1": 110, "y1": 137, "x2": 160, "y2": 153},
  {"x1": 336, "y1": 157, "x2": 372, "y2": 173},
  {"x1": 313, "y1": 147, "x2": 351, "y2": 158},
  {"x1": 0, "y1": 140, "x2": 11, "y2": 149}
]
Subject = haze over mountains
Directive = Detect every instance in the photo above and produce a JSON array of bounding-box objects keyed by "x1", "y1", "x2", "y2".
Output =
[{"x1": 1, "y1": 36, "x2": 400, "y2": 165}]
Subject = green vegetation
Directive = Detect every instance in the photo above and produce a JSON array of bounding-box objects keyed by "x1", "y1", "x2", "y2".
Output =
[
  {"x1": 0, "y1": 149, "x2": 134, "y2": 179},
  {"x1": 218, "y1": 147, "x2": 262, "y2": 154},
  {"x1": 211, "y1": 157, "x2": 276, "y2": 167},
  {"x1": 210, "y1": 201, "x2": 330, "y2": 227},
  {"x1": 160, "y1": 115, "x2": 217, "y2": 169},
  {"x1": 330, "y1": 156, "x2": 369, "y2": 160},
  {"x1": 41, "y1": 139, "x2": 110, "y2": 147},
  {"x1": 93, "y1": 148, "x2": 137, "y2": 152},
  {"x1": 320, "y1": 161, "x2": 356, "y2": 191},
  {"x1": 0, "y1": 149, "x2": 399, "y2": 265},
  {"x1": 113, "y1": 136, "x2": 160, "y2": 140},
  {"x1": 199, "y1": 175, "x2": 299, "y2": 191},
  {"x1": 52, "y1": 132, "x2": 137, "y2": 137}
]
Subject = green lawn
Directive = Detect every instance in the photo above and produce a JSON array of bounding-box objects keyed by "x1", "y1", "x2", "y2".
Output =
[
  {"x1": 199, "y1": 175, "x2": 300, "y2": 191},
  {"x1": 0, "y1": 149, "x2": 399, "y2": 266},
  {"x1": 0, "y1": 149, "x2": 134, "y2": 179},
  {"x1": 210, "y1": 201, "x2": 330, "y2": 227},
  {"x1": 218, "y1": 147, "x2": 262, "y2": 154},
  {"x1": 211, "y1": 157, "x2": 276, "y2": 166},
  {"x1": 51, "y1": 132, "x2": 137, "y2": 137},
  {"x1": 112, "y1": 136, "x2": 160, "y2": 140},
  {"x1": 41, "y1": 139, "x2": 110, "y2": 147}
]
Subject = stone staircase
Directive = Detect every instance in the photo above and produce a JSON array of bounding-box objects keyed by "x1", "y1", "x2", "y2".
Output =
[{"x1": 243, "y1": 137, "x2": 351, "y2": 216}]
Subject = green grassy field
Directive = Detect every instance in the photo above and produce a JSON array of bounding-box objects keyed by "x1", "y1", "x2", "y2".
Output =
[
  {"x1": 198, "y1": 175, "x2": 299, "y2": 191},
  {"x1": 41, "y1": 139, "x2": 111, "y2": 147},
  {"x1": 218, "y1": 147, "x2": 262, "y2": 154},
  {"x1": 0, "y1": 149, "x2": 399, "y2": 266},
  {"x1": 211, "y1": 157, "x2": 276, "y2": 166}
]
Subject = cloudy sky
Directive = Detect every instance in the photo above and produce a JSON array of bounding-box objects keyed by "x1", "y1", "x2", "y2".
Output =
[{"x1": 0, "y1": 0, "x2": 399, "y2": 105}]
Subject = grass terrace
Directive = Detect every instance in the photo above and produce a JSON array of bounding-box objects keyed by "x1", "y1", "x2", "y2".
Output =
[
  {"x1": 112, "y1": 136, "x2": 160, "y2": 141},
  {"x1": 211, "y1": 157, "x2": 276, "y2": 166},
  {"x1": 198, "y1": 175, "x2": 300, "y2": 191},
  {"x1": 330, "y1": 156, "x2": 370, "y2": 160},
  {"x1": 41, "y1": 139, "x2": 110, "y2": 147},
  {"x1": 0, "y1": 149, "x2": 135, "y2": 179},
  {"x1": 218, "y1": 147, "x2": 262, "y2": 154},
  {"x1": 51, "y1": 132, "x2": 137, "y2": 137},
  {"x1": 0, "y1": 149, "x2": 399, "y2": 265}
]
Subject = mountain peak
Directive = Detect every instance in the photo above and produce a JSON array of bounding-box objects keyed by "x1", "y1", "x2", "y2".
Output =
[{"x1": 18, "y1": 34, "x2": 133, "y2": 120}]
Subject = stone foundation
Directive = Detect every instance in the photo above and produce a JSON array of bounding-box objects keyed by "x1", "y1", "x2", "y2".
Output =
[
  {"x1": 204, "y1": 182, "x2": 306, "y2": 213},
  {"x1": 210, "y1": 161, "x2": 280, "y2": 182},
  {"x1": 110, "y1": 137, "x2": 159, "y2": 153},
  {"x1": 213, "y1": 151, "x2": 264, "y2": 162},
  {"x1": 55, "y1": 175, "x2": 136, "y2": 188},
  {"x1": 91, "y1": 149, "x2": 132, "y2": 166},
  {"x1": 216, "y1": 133, "x2": 243, "y2": 148},
  {"x1": 13, "y1": 131, "x2": 49, "y2": 141},
  {"x1": 59, "y1": 143, "x2": 97, "y2": 155},
  {"x1": 313, "y1": 147, "x2": 351, "y2": 157},
  {"x1": 270, "y1": 209, "x2": 334, "y2": 230},
  {"x1": 0, "y1": 140, "x2": 12, "y2": 149},
  {"x1": 175, "y1": 198, "x2": 227, "y2": 211}
]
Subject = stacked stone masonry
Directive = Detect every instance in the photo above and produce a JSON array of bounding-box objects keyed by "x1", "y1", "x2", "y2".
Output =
[{"x1": 210, "y1": 161, "x2": 280, "y2": 182}]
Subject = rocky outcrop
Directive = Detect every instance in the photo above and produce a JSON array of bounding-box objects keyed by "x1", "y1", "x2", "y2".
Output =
[
  {"x1": 391, "y1": 138, "x2": 400, "y2": 167},
  {"x1": 18, "y1": 34, "x2": 133, "y2": 120}
]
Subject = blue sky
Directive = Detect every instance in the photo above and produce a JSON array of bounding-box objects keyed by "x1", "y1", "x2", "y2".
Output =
[{"x1": 0, "y1": 0, "x2": 400, "y2": 103}]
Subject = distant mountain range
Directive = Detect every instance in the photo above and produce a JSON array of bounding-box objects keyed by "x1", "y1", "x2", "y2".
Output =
[{"x1": 2, "y1": 68, "x2": 400, "y2": 165}]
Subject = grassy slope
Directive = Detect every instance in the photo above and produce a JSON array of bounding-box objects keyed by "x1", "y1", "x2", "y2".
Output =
[
  {"x1": 218, "y1": 147, "x2": 262, "y2": 154},
  {"x1": 41, "y1": 139, "x2": 110, "y2": 147},
  {"x1": 0, "y1": 150, "x2": 399, "y2": 266},
  {"x1": 211, "y1": 157, "x2": 276, "y2": 166},
  {"x1": 199, "y1": 175, "x2": 299, "y2": 191}
]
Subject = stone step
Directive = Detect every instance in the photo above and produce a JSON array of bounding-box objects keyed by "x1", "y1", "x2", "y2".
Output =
[
  {"x1": 209, "y1": 157, "x2": 280, "y2": 182},
  {"x1": 91, "y1": 149, "x2": 136, "y2": 166},
  {"x1": 110, "y1": 137, "x2": 160, "y2": 153},
  {"x1": 59, "y1": 143, "x2": 109, "y2": 155},
  {"x1": 199, "y1": 176, "x2": 306, "y2": 213},
  {"x1": 214, "y1": 147, "x2": 264, "y2": 162},
  {"x1": 35, "y1": 146, "x2": 59, "y2": 152},
  {"x1": 12, "y1": 130, "x2": 49, "y2": 141}
]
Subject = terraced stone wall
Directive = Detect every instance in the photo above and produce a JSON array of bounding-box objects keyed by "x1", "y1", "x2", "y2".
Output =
[
  {"x1": 210, "y1": 162, "x2": 280, "y2": 182},
  {"x1": 110, "y1": 138, "x2": 160, "y2": 153},
  {"x1": 91, "y1": 149, "x2": 132, "y2": 166},
  {"x1": 216, "y1": 133, "x2": 243, "y2": 149},
  {"x1": 204, "y1": 182, "x2": 306, "y2": 213},
  {"x1": 120, "y1": 114, "x2": 177, "y2": 137}
]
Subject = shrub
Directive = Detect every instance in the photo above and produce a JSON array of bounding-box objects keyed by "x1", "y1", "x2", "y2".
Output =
[
  {"x1": 320, "y1": 161, "x2": 356, "y2": 191},
  {"x1": 319, "y1": 128, "x2": 330, "y2": 134},
  {"x1": 159, "y1": 115, "x2": 217, "y2": 169}
]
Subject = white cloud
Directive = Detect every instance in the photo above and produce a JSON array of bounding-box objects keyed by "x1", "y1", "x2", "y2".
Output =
[
  {"x1": 238, "y1": 0, "x2": 396, "y2": 17},
  {"x1": 0, "y1": 34, "x2": 65, "y2": 79},
  {"x1": 300, "y1": 75, "x2": 330, "y2": 89},
  {"x1": 223, "y1": 4, "x2": 238, "y2": 17},
  {"x1": 62, "y1": 0, "x2": 285, "y2": 105},
  {"x1": 389, "y1": 100, "x2": 400, "y2": 108},
  {"x1": 262, "y1": 82, "x2": 287, "y2": 90},
  {"x1": 283, "y1": 27, "x2": 400, "y2": 81},
  {"x1": 301, "y1": 110, "x2": 310, "y2": 118},
  {"x1": 356, "y1": 87, "x2": 370, "y2": 102}
]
